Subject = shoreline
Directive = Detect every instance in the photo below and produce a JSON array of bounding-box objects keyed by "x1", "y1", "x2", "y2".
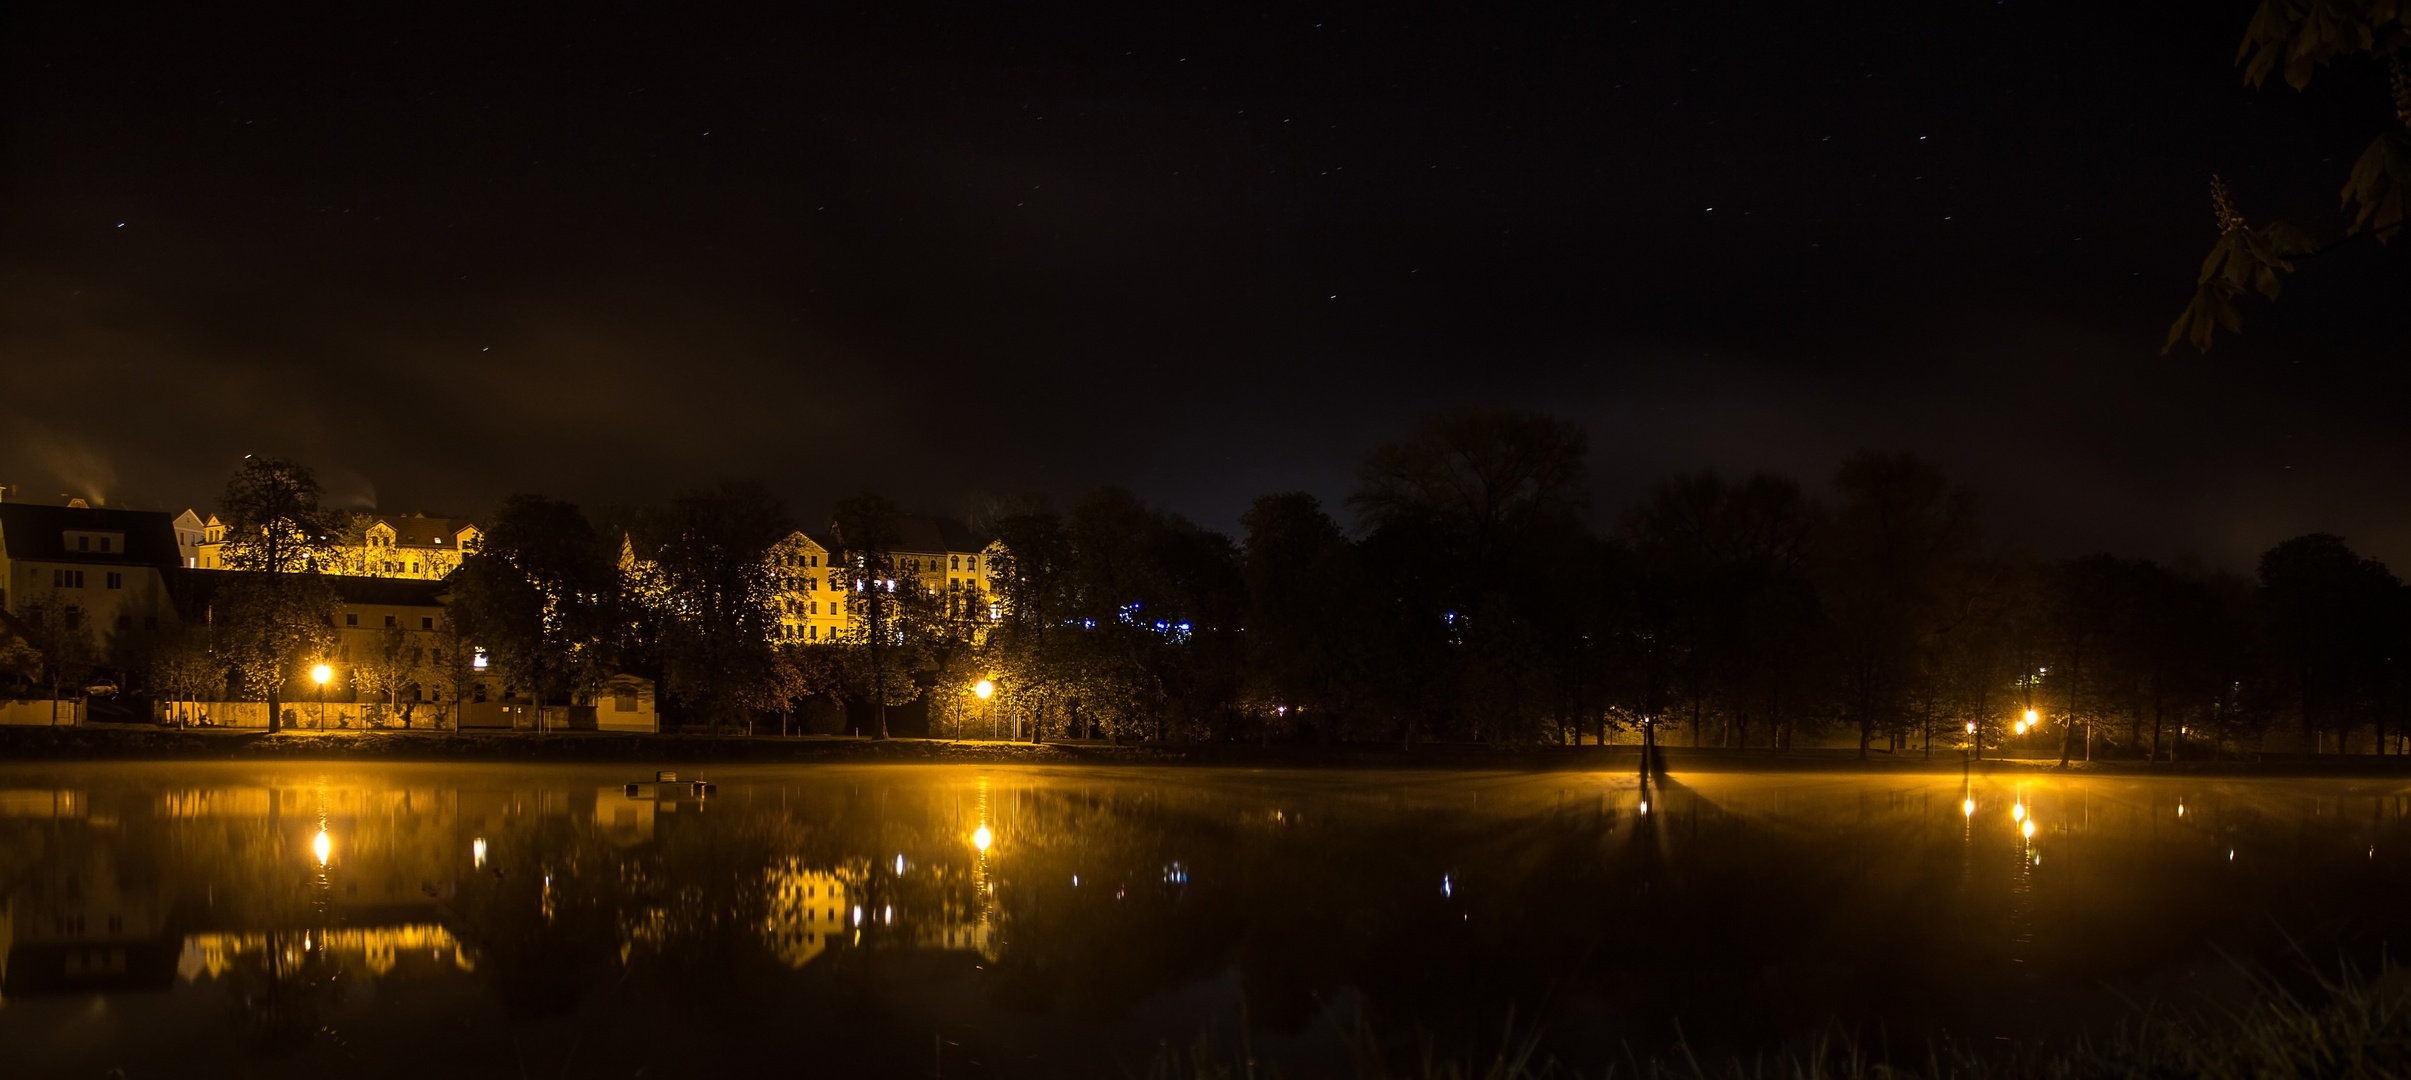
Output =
[{"x1": 4, "y1": 724, "x2": 2411, "y2": 776}]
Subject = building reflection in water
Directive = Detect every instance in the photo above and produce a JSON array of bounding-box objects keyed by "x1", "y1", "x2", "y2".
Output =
[{"x1": 5, "y1": 766, "x2": 2411, "y2": 1074}]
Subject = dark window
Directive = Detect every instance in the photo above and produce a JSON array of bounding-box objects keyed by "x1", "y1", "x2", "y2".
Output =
[
  {"x1": 614, "y1": 689, "x2": 637, "y2": 712},
  {"x1": 99, "y1": 537, "x2": 111, "y2": 553},
  {"x1": 76, "y1": 536, "x2": 89, "y2": 552},
  {"x1": 63, "y1": 607, "x2": 80, "y2": 630},
  {"x1": 422, "y1": 617, "x2": 435, "y2": 630},
  {"x1": 345, "y1": 614, "x2": 358, "y2": 627},
  {"x1": 384, "y1": 615, "x2": 396, "y2": 628},
  {"x1": 105, "y1": 572, "x2": 122, "y2": 589}
]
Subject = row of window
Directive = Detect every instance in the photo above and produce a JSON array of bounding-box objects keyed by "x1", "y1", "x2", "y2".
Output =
[
  {"x1": 777, "y1": 623, "x2": 823, "y2": 640},
  {"x1": 45, "y1": 569, "x2": 125, "y2": 589},
  {"x1": 343, "y1": 613, "x2": 440, "y2": 630}
]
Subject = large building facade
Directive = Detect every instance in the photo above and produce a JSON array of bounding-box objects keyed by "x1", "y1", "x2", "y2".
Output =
[
  {"x1": 0, "y1": 500, "x2": 185, "y2": 643},
  {"x1": 193, "y1": 512, "x2": 481, "y2": 580},
  {"x1": 768, "y1": 515, "x2": 1002, "y2": 644}
]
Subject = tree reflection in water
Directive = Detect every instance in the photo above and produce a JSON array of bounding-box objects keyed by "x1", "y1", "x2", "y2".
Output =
[
  {"x1": 222, "y1": 930, "x2": 347, "y2": 1058},
  {"x1": 2, "y1": 765, "x2": 2411, "y2": 1076}
]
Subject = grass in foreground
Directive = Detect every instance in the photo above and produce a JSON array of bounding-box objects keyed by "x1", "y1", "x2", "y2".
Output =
[{"x1": 1140, "y1": 963, "x2": 2411, "y2": 1080}]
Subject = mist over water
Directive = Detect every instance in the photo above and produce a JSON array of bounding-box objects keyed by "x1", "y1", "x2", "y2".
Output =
[{"x1": 2, "y1": 763, "x2": 2407, "y2": 1078}]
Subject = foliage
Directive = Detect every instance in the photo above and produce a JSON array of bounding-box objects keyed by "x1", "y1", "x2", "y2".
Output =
[
  {"x1": 2170, "y1": 5, "x2": 2411, "y2": 351},
  {"x1": 452, "y1": 494, "x2": 619, "y2": 722},
  {"x1": 216, "y1": 456, "x2": 339, "y2": 574},
  {"x1": 642, "y1": 482, "x2": 790, "y2": 731}
]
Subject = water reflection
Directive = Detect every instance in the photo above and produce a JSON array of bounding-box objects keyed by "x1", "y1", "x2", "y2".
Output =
[{"x1": 2, "y1": 765, "x2": 2410, "y2": 1077}]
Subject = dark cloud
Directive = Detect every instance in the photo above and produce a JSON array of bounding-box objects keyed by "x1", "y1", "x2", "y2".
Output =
[{"x1": 4, "y1": 1, "x2": 2406, "y2": 569}]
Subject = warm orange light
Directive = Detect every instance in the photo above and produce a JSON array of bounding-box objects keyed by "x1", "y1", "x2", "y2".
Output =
[
  {"x1": 2023, "y1": 708, "x2": 2039, "y2": 725},
  {"x1": 972, "y1": 824, "x2": 993, "y2": 852},
  {"x1": 2012, "y1": 803, "x2": 2026, "y2": 822},
  {"x1": 1962, "y1": 798, "x2": 1974, "y2": 817},
  {"x1": 2021, "y1": 819, "x2": 2036, "y2": 840},
  {"x1": 313, "y1": 828, "x2": 332, "y2": 866},
  {"x1": 973, "y1": 679, "x2": 995, "y2": 700},
  {"x1": 311, "y1": 663, "x2": 333, "y2": 686}
]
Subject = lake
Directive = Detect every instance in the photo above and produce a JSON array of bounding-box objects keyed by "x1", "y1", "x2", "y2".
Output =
[{"x1": 2, "y1": 761, "x2": 2407, "y2": 1078}]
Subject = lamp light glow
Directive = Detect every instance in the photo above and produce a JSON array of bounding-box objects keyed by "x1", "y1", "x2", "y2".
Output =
[
  {"x1": 311, "y1": 663, "x2": 333, "y2": 685},
  {"x1": 973, "y1": 679, "x2": 995, "y2": 700},
  {"x1": 313, "y1": 828, "x2": 332, "y2": 866},
  {"x1": 972, "y1": 824, "x2": 993, "y2": 851}
]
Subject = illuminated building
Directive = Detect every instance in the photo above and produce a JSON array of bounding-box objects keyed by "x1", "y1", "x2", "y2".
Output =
[
  {"x1": 193, "y1": 510, "x2": 481, "y2": 580},
  {"x1": 0, "y1": 500, "x2": 185, "y2": 669}
]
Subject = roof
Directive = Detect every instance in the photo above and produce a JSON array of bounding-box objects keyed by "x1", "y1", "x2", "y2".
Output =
[
  {"x1": 891, "y1": 515, "x2": 985, "y2": 556},
  {"x1": 169, "y1": 568, "x2": 450, "y2": 615},
  {"x1": 360, "y1": 514, "x2": 480, "y2": 549},
  {"x1": 0, "y1": 503, "x2": 184, "y2": 568}
]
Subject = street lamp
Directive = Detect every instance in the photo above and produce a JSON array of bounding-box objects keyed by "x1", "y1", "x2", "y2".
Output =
[
  {"x1": 311, "y1": 663, "x2": 333, "y2": 729},
  {"x1": 972, "y1": 678, "x2": 997, "y2": 741}
]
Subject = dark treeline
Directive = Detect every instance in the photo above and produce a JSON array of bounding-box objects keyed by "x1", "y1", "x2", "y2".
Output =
[{"x1": 65, "y1": 409, "x2": 2411, "y2": 755}]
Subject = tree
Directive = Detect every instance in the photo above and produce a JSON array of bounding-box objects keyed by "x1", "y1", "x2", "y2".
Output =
[
  {"x1": 740, "y1": 643, "x2": 842, "y2": 736},
  {"x1": 829, "y1": 491, "x2": 915, "y2": 738},
  {"x1": 453, "y1": 495, "x2": 619, "y2": 733},
  {"x1": 1351, "y1": 407, "x2": 1592, "y2": 746},
  {"x1": 2258, "y1": 533, "x2": 2404, "y2": 752},
  {"x1": 2167, "y1": 4, "x2": 2411, "y2": 351},
  {"x1": 1619, "y1": 472, "x2": 1823, "y2": 752},
  {"x1": 1241, "y1": 493, "x2": 1366, "y2": 740},
  {"x1": 149, "y1": 622, "x2": 228, "y2": 725},
  {"x1": 351, "y1": 624, "x2": 427, "y2": 727},
  {"x1": 12, "y1": 599, "x2": 101, "y2": 724},
  {"x1": 213, "y1": 456, "x2": 341, "y2": 732},
  {"x1": 645, "y1": 483, "x2": 788, "y2": 732},
  {"x1": 984, "y1": 499, "x2": 1077, "y2": 742},
  {"x1": 1815, "y1": 452, "x2": 1983, "y2": 759}
]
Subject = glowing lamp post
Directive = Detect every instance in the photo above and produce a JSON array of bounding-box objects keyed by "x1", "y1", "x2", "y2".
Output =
[
  {"x1": 973, "y1": 679, "x2": 997, "y2": 740},
  {"x1": 311, "y1": 663, "x2": 333, "y2": 729}
]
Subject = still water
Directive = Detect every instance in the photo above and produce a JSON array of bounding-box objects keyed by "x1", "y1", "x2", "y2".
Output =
[{"x1": 2, "y1": 762, "x2": 2408, "y2": 1078}]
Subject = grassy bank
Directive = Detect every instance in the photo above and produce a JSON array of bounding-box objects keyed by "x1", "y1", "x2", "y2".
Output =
[
  {"x1": 5, "y1": 724, "x2": 2411, "y2": 775},
  {"x1": 1151, "y1": 965, "x2": 2411, "y2": 1079}
]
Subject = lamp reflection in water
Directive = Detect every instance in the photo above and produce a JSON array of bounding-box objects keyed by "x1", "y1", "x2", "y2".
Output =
[
  {"x1": 313, "y1": 828, "x2": 332, "y2": 867},
  {"x1": 473, "y1": 837, "x2": 487, "y2": 868},
  {"x1": 973, "y1": 823, "x2": 992, "y2": 852}
]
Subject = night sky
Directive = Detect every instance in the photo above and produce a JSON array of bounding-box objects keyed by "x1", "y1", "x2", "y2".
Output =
[{"x1": 6, "y1": 1, "x2": 2407, "y2": 569}]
